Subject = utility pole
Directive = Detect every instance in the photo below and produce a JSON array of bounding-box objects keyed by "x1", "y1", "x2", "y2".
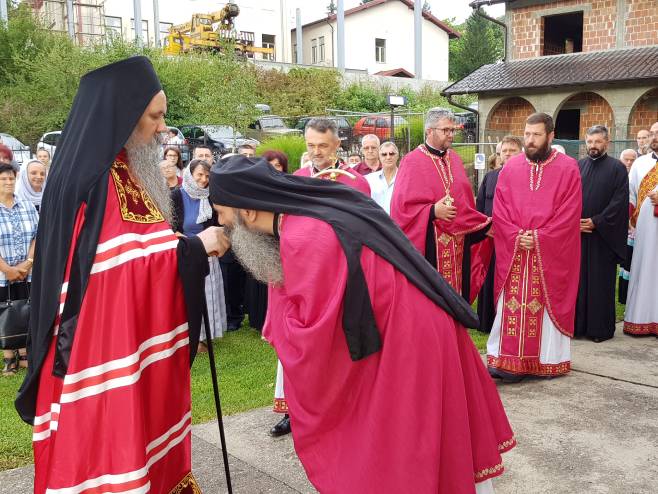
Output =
[
  {"x1": 0, "y1": 0, "x2": 7, "y2": 25},
  {"x1": 295, "y1": 8, "x2": 302, "y2": 64},
  {"x1": 153, "y1": 0, "x2": 160, "y2": 48},
  {"x1": 337, "y1": 0, "x2": 345, "y2": 71},
  {"x1": 133, "y1": 0, "x2": 143, "y2": 47},
  {"x1": 279, "y1": 0, "x2": 287, "y2": 62},
  {"x1": 65, "y1": 0, "x2": 75, "y2": 39},
  {"x1": 414, "y1": 0, "x2": 422, "y2": 79}
]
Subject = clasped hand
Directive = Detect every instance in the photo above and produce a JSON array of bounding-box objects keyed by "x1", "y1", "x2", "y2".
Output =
[
  {"x1": 434, "y1": 195, "x2": 457, "y2": 222},
  {"x1": 197, "y1": 226, "x2": 231, "y2": 257},
  {"x1": 517, "y1": 230, "x2": 535, "y2": 250},
  {"x1": 580, "y1": 218, "x2": 595, "y2": 233}
]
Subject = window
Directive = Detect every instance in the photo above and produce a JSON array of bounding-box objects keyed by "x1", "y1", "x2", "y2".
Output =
[
  {"x1": 375, "y1": 38, "x2": 386, "y2": 63},
  {"x1": 311, "y1": 38, "x2": 318, "y2": 64},
  {"x1": 105, "y1": 16, "x2": 122, "y2": 38},
  {"x1": 240, "y1": 31, "x2": 255, "y2": 58},
  {"x1": 319, "y1": 36, "x2": 325, "y2": 62},
  {"x1": 542, "y1": 11, "x2": 583, "y2": 56},
  {"x1": 130, "y1": 19, "x2": 149, "y2": 44},
  {"x1": 292, "y1": 43, "x2": 297, "y2": 63},
  {"x1": 262, "y1": 34, "x2": 275, "y2": 61},
  {"x1": 159, "y1": 22, "x2": 172, "y2": 44}
]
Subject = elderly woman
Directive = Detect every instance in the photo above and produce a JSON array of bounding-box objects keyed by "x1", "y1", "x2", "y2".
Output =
[
  {"x1": 261, "y1": 150, "x2": 289, "y2": 173},
  {"x1": 171, "y1": 159, "x2": 227, "y2": 350},
  {"x1": 16, "y1": 159, "x2": 47, "y2": 212},
  {"x1": 0, "y1": 163, "x2": 39, "y2": 375}
]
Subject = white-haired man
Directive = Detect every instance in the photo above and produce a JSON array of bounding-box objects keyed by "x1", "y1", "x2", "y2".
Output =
[
  {"x1": 353, "y1": 134, "x2": 382, "y2": 175},
  {"x1": 619, "y1": 148, "x2": 637, "y2": 173},
  {"x1": 391, "y1": 107, "x2": 491, "y2": 302}
]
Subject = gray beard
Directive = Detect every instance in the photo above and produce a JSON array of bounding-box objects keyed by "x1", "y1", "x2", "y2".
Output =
[
  {"x1": 125, "y1": 134, "x2": 173, "y2": 225},
  {"x1": 225, "y1": 213, "x2": 283, "y2": 286}
]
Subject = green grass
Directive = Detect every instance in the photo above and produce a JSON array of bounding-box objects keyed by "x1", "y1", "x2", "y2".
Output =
[
  {"x1": 256, "y1": 135, "x2": 307, "y2": 174},
  {"x1": 0, "y1": 318, "x2": 487, "y2": 471}
]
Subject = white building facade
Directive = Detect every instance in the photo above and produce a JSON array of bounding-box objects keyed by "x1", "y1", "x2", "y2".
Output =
[{"x1": 290, "y1": 0, "x2": 458, "y2": 82}]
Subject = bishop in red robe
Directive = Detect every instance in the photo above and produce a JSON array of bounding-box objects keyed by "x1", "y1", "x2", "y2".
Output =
[
  {"x1": 390, "y1": 109, "x2": 491, "y2": 303},
  {"x1": 16, "y1": 57, "x2": 227, "y2": 493},
  {"x1": 487, "y1": 113, "x2": 581, "y2": 380},
  {"x1": 210, "y1": 156, "x2": 515, "y2": 494}
]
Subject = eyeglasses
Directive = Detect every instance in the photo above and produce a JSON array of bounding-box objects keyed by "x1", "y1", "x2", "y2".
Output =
[
  {"x1": 431, "y1": 127, "x2": 457, "y2": 135},
  {"x1": 380, "y1": 152, "x2": 397, "y2": 157}
]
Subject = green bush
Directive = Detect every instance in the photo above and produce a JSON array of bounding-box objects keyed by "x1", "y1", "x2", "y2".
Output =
[{"x1": 256, "y1": 135, "x2": 307, "y2": 173}]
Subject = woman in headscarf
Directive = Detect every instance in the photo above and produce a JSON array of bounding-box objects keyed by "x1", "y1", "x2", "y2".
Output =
[
  {"x1": 16, "y1": 159, "x2": 47, "y2": 213},
  {"x1": 171, "y1": 159, "x2": 227, "y2": 351}
]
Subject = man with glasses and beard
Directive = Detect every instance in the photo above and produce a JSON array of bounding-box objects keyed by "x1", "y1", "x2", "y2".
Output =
[
  {"x1": 486, "y1": 113, "x2": 581, "y2": 382},
  {"x1": 391, "y1": 107, "x2": 491, "y2": 304},
  {"x1": 15, "y1": 57, "x2": 228, "y2": 494},
  {"x1": 210, "y1": 155, "x2": 515, "y2": 494},
  {"x1": 576, "y1": 126, "x2": 628, "y2": 342}
]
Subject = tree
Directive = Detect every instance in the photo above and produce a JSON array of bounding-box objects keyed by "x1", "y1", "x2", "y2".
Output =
[
  {"x1": 422, "y1": 1, "x2": 431, "y2": 13},
  {"x1": 448, "y1": 10, "x2": 504, "y2": 82},
  {"x1": 327, "y1": 1, "x2": 337, "y2": 15}
]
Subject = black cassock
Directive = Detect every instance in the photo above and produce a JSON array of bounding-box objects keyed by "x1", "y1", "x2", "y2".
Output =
[
  {"x1": 576, "y1": 154, "x2": 629, "y2": 341},
  {"x1": 475, "y1": 168, "x2": 502, "y2": 333}
]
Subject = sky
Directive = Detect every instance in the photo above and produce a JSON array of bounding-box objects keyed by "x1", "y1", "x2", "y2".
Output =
[{"x1": 286, "y1": 0, "x2": 505, "y2": 24}]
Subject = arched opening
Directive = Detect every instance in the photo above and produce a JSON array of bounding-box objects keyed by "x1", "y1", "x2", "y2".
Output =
[
  {"x1": 554, "y1": 92, "x2": 614, "y2": 140},
  {"x1": 628, "y1": 87, "x2": 658, "y2": 138},
  {"x1": 484, "y1": 97, "x2": 536, "y2": 142}
]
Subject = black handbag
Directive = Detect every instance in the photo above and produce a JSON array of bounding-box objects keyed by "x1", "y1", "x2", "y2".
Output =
[{"x1": 0, "y1": 282, "x2": 30, "y2": 350}]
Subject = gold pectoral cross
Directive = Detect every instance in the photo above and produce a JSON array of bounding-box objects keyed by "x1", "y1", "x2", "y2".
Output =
[{"x1": 444, "y1": 193, "x2": 454, "y2": 207}]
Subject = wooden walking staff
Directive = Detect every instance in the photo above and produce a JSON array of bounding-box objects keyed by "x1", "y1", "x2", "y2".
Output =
[{"x1": 202, "y1": 304, "x2": 233, "y2": 493}]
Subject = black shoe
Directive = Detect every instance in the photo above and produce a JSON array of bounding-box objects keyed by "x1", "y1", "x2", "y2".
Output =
[
  {"x1": 226, "y1": 325, "x2": 240, "y2": 332},
  {"x1": 269, "y1": 414, "x2": 291, "y2": 437},
  {"x1": 488, "y1": 366, "x2": 525, "y2": 383}
]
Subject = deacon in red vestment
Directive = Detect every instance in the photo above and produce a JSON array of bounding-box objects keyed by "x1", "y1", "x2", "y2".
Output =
[
  {"x1": 487, "y1": 113, "x2": 581, "y2": 380},
  {"x1": 391, "y1": 108, "x2": 491, "y2": 303},
  {"x1": 210, "y1": 156, "x2": 515, "y2": 494},
  {"x1": 16, "y1": 57, "x2": 228, "y2": 493}
]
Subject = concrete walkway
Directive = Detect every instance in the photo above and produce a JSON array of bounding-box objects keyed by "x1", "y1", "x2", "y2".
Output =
[{"x1": 2, "y1": 326, "x2": 657, "y2": 493}]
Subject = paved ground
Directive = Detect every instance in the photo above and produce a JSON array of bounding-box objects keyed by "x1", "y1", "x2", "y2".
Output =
[{"x1": 2, "y1": 324, "x2": 657, "y2": 494}]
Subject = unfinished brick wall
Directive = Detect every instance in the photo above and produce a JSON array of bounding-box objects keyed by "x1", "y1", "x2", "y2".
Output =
[
  {"x1": 628, "y1": 88, "x2": 658, "y2": 137},
  {"x1": 485, "y1": 97, "x2": 536, "y2": 138},
  {"x1": 558, "y1": 92, "x2": 614, "y2": 139},
  {"x1": 625, "y1": 0, "x2": 658, "y2": 47},
  {"x1": 508, "y1": 0, "x2": 620, "y2": 59}
]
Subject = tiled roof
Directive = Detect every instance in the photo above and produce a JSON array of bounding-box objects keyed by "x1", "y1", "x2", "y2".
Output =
[
  {"x1": 296, "y1": 0, "x2": 460, "y2": 39},
  {"x1": 443, "y1": 46, "x2": 658, "y2": 95}
]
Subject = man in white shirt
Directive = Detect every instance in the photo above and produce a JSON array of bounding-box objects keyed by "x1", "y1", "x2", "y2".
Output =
[{"x1": 365, "y1": 141, "x2": 399, "y2": 214}]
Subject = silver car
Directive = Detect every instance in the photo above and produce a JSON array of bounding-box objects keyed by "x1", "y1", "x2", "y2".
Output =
[{"x1": 0, "y1": 133, "x2": 31, "y2": 167}]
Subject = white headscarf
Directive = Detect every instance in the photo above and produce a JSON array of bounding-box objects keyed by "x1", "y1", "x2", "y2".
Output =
[
  {"x1": 16, "y1": 159, "x2": 47, "y2": 209},
  {"x1": 182, "y1": 163, "x2": 212, "y2": 224}
]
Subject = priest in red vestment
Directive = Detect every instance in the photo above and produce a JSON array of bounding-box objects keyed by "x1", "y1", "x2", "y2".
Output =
[
  {"x1": 210, "y1": 156, "x2": 515, "y2": 494},
  {"x1": 390, "y1": 108, "x2": 491, "y2": 303},
  {"x1": 15, "y1": 57, "x2": 227, "y2": 493},
  {"x1": 487, "y1": 113, "x2": 581, "y2": 381}
]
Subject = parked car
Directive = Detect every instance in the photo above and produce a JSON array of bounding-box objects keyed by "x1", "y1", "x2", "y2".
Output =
[
  {"x1": 0, "y1": 133, "x2": 31, "y2": 166},
  {"x1": 163, "y1": 126, "x2": 191, "y2": 163},
  {"x1": 454, "y1": 112, "x2": 477, "y2": 143},
  {"x1": 246, "y1": 115, "x2": 301, "y2": 141},
  {"x1": 352, "y1": 115, "x2": 409, "y2": 142},
  {"x1": 180, "y1": 125, "x2": 260, "y2": 158},
  {"x1": 37, "y1": 130, "x2": 61, "y2": 157},
  {"x1": 295, "y1": 116, "x2": 353, "y2": 151}
]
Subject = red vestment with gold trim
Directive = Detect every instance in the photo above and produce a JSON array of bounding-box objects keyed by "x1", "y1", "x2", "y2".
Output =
[
  {"x1": 32, "y1": 152, "x2": 200, "y2": 494},
  {"x1": 488, "y1": 150, "x2": 581, "y2": 376}
]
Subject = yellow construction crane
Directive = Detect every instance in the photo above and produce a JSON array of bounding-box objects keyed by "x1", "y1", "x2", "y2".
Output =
[{"x1": 163, "y1": 3, "x2": 274, "y2": 57}]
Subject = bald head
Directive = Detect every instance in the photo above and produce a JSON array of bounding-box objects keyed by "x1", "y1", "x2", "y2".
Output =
[
  {"x1": 637, "y1": 128, "x2": 651, "y2": 154},
  {"x1": 619, "y1": 149, "x2": 637, "y2": 172}
]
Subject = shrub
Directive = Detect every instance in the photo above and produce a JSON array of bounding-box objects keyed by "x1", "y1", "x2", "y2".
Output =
[{"x1": 256, "y1": 135, "x2": 307, "y2": 173}]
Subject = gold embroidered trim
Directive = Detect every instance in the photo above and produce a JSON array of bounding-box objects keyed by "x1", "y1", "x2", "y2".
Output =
[
  {"x1": 623, "y1": 321, "x2": 658, "y2": 336},
  {"x1": 498, "y1": 437, "x2": 516, "y2": 452},
  {"x1": 169, "y1": 473, "x2": 202, "y2": 494},
  {"x1": 630, "y1": 161, "x2": 658, "y2": 227},
  {"x1": 273, "y1": 398, "x2": 289, "y2": 413},
  {"x1": 475, "y1": 461, "x2": 504, "y2": 481},
  {"x1": 111, "y1": 160, "x2": 165, "y2": 224},
  {"x1": 487, "y1": 355, "x2": 571, "y2": 376}
]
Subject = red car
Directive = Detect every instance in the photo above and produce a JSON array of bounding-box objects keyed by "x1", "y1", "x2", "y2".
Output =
[{"x1": 352, "y1": 115, "x2": 409, "y2": 141}]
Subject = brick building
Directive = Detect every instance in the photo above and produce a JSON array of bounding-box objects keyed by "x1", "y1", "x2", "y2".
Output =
[{"x1": 444, "y1": 0, "x2": 658, "y2": 147}]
